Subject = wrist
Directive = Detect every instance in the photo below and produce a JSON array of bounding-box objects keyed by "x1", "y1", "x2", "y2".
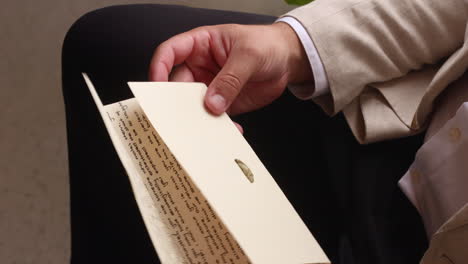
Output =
[{"x1": 272, "y1": 22, "x2": 313, "y2": 84}]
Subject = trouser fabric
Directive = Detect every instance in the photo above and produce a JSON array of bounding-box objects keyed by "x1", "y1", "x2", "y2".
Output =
[{"x1": 62, "y1": 4, "x2": 428, "y2": 264}]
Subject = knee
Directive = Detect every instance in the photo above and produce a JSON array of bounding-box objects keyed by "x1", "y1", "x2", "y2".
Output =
[
  {"x1": 62, "y1": 4, "x2": 183, "y2": 52},
  {"x1": 62, "y1": 6, "x2": 122, "y2": 58},
  {"x1": 62, "y1": 7, "x2": 104, "y2": 63},
  {"x1": 62, "y1": 4, "x2": 185, "y2": 67}
]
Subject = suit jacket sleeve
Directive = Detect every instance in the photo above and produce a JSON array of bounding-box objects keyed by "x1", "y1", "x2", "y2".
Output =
[{"x1": 283, "y1": 0, "x2": 468, "y2": 143}]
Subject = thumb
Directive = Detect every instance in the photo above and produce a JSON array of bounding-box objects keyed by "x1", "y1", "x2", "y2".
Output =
[{"x1": 205, "y1": 53, "x2": 255, "y2": 115}]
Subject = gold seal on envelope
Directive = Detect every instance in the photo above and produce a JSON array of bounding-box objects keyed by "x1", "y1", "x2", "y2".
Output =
[{"x1": 235, "y1": 159, "x2": 254, "y2": 183}]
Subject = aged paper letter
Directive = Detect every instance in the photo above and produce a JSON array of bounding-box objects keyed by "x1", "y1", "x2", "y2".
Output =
[
  {"x1": 84, "y1": 73, "x2": 329, "y2": 264},
  {"x1": 104, "y1": 99, "x2": 250, "y2": 264}
]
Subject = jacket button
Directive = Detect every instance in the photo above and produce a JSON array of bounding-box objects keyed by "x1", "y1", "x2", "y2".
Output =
[{"x1": 449, "y1": 127, "x2": 461, "y2": 143}]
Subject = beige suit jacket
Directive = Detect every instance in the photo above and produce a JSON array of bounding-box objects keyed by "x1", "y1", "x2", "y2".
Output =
[
  {"x1": 284, "y1": 0, "x2": 468, "y2": 263},
  {"x1": 285, "y1": 0, "x2": 467, "y2": 144}
]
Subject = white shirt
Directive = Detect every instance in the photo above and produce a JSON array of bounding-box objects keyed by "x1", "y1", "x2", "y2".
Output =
[
  {"x1": 277, "y1": 16, "x2": 468, "y2": 257},
  {"x1": 399, "y1": 72, "x2": 468, "y2": 237}
]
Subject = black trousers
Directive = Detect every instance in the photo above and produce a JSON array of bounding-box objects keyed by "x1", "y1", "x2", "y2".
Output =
[{"x1": 62, "y1": 4, "x2": 428, "y2": 264}]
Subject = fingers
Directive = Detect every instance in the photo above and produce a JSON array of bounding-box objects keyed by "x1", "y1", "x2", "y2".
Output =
[
  {"x1": 233, "y1": 122, "x2": 244, "y2": 134},
  {"x1": 169, "y1": 64, "x2": 195, "y2": 82},
  {"x1": 149, "y1": 32, "x2": 196, "y2": 81},
  {"x1": 205, "y1": 51, "x2": 256, "y2": 115}
]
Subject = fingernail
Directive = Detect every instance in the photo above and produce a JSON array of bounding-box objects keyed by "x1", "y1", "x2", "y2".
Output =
[{"x1": 208, "y1": 94, "x2": 226, "y2": 112}]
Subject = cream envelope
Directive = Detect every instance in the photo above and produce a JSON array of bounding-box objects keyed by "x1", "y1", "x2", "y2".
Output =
[
  {"x1": 84, "y1": 72, "x2": 329, "y2": 264},
  {"x1": 129, "y1": 81, "x2": 329, "y2": 264}
]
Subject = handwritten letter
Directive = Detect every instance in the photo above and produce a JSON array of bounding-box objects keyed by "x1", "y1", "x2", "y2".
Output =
[{"x1": 104, "y1": 99, "x2": 250, "y2": 264}]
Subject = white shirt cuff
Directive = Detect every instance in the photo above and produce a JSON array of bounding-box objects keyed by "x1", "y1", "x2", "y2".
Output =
[{"x1": 276, "y1": 16, "x2": 329, "y2": 100}]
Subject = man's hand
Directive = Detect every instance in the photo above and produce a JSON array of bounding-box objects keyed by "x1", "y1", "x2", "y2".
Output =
[{"x1": 149, "y1": 22, "x2": 312, "y2": 116}]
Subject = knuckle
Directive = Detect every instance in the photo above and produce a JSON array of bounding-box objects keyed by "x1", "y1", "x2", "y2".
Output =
[
  {"x1": 217, "y1": 23, "x2": 236, "y2": 31},
  {"x1": 216, "y1": 73, "x2": 243, "y2": 95},
  {"x1": 155, "y1": 41, "x2": 169, "y2": 54},
  {"x1": 190, "y1": 26, "x2": 208, "y2": 34},
  {"x1": 239, "y1": 44, "x2": 262, "y2": 58},
  {"x1": 225, "y1": 23, "x2": 241, "y2": 32}
]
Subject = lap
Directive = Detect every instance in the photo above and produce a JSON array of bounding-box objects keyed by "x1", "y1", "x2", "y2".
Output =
[{"x1": 62, "y1": 4, "x2": 427, "y2": 264}]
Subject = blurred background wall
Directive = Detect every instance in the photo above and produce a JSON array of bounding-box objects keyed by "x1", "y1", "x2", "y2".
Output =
[{"x1": 0, "y1": 0, "x2": 294, "y2": 263}]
